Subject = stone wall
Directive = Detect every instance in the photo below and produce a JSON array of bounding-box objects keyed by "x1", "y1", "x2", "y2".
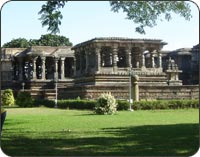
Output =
[
  {"x1": 3, "y1": 83, "x2": 198, "y2": 101},
  {"x1": 139, "y1": 85, "x2": 199, "y2": 100},
  {"x1": 58, "y1": 85, "x2": 199, "y2": 100}
]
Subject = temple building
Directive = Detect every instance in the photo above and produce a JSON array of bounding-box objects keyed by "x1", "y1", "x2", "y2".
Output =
[
  {"x1": 190, "y1": 44, "x2": 199, "y2": 84},
  {"x1": 1, "y1": 37, "x2": 198, "y2": 100}
]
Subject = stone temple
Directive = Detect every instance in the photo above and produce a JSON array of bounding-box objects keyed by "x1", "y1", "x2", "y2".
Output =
[{"x1": 1, "y1": 37, "x2": 198, "y2": 100}]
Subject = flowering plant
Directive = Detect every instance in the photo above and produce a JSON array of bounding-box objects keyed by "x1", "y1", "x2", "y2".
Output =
[{"x1": 95, "y1": 92, "x2": 117, "y2": 115}]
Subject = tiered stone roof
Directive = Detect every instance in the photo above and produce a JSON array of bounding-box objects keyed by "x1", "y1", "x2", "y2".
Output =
[{"x1": 73, "y1": 37, "x2": 167, "y2": 49}]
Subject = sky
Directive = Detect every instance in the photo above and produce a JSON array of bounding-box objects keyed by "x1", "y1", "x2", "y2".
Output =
[{"x1": 0, "y1": 1, "x2": 199, "y2": 51}]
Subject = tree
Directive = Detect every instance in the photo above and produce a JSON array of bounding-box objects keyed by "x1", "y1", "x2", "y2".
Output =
[
  {"x1": 2, "y1": 34, "x2": 73, "y2": 48},
  {"x1": 38, "y1": 1, "x2": 192, "y2": 34},
  {"x1": 38, "y1": 34, "x2": 72, "y2": 46},
  {"x1": 38, "y1": 1, "x2": 66, "y2": 34},
  {"x1": 3, "y1": 38, "x2": 30, "y2": 48},
  {"x1": 29, "y1": 39, "x2": 40, "y2": 46},
  {"x1": 109, "y1": 1, "x2": 192, "y2": 34}
]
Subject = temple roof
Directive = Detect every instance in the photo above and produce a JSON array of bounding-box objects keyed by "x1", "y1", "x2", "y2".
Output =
[
  {"x1": 73, "y1": 37, "x2": 167, "y2": 49},
  {"x1": 170, "y1": 48, "x2": 192, "y2": 56},
  {"x1": 191, "y1": 44, "x2": 199, "y2": 52},
  {"x1": 14, "y1": 46, "x2": 74, "y2": 58}
]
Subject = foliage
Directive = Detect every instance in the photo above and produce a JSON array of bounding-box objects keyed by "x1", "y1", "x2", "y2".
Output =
[
  {"x1": 38, "y1": 1, "x2": 67, "y2": 34},
  {"x1": 58, "y1": 99, "x2": 96, "y2": 110},
  {"x1": 34, "y1": 99, "x2": 96, "y2": 109},
  {"x1": 132, "y1": 99, "x2": 199, "y2": 110},
  {"x1": 1, "y1": 89, "x2": 15, "y2": 106},
  {"x1": 2, "y1": 38, "x2": 30, "y2": 48},
  {"x1": 15, "y1": 91, "x2": 33, "y2": 107},
  {"x1": 31, "y1": 98, "x2": 199, "y2": 111},
  {"x1": 33, "y1": 99, "x2": 55, "y2": 108},
  {"x1": 38, "y1": 1, "x2": 192, "y2": 34},
  {"x1": 110, "y1": 1, "x2": 192, "y2": 34},
  {"x1": 117, "y1": 100, "x2": 130, "y2": 110},
  {"x1": 2, "y1": 34, "x2": 72, "y2": 48},
  {"x1": 95, "y1": 93, "x2": 117, "y2": 115},
  {"x1": 35, "y1": 34, "x2": 72, "y2": 46}
]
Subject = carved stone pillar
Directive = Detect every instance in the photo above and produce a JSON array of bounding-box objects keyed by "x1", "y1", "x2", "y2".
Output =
[
  {"x1": 75, "y1": 50, "x2": 81, "y2": 73},
  {"x1": 60, "y1": 57, "x2": 65, "y2": 80},
  {"x1": 85, "y1": 51, "x2": 89, "y2": 74},
  {"x1": 132, "y1": 75, "x2": 139, "y2": 101},
  {"x1": 141, "y1": 54, "x2": 145, "y2": 67},
  {"x1": 32, "y1": 57, "x2": 37, "y2": 80},
  {"x1": 18, "y1": 59, "x2": 24, "y2": 81},
  {"x1": 151, "y1": 52, "x2": 155, "y2": 68},
  {"x1": 80, "y1": 52, "x2": 83, "y2": 73},
  {"x1": 54, "y1": 58, "x2": 59, "y2": 80},
  {"x1": 73, "y1": 58, "x2": 76, "y2": 77},
  {"x1": 158, "y1": 51, "x2": 162, "y2": 68},
  {"x1": 140, "y1": 47, "x2": 146, "y2": 68},
  {"x1": 125, "y1": 47, "x2": 132, "y2": 68},
  {"x1": 112, "y1": 47, "x2": 118, "y2": 72},
  {"x1": 95, "y1": 47, "x2": 101, "y2": 73},
  {"x1": 41, "y1": 57, "x2": 46, "y2": 80}
]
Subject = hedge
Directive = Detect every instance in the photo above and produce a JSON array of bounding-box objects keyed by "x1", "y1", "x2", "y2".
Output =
[
  {"x1": 33, "y1": 99, "x2": 55, "y2": 108},
  {"x1": 32, "y1": 99, "x2": 96, "y2": 110},
  {"x1": 57, "y1": 99, "x2": 96, "y2": 110},
  {"x1": 23, "y1": 98, "x2": 199, "y2": 110},
  {"x1": 132, "y1": 99, "x2": 199, "y2": 110}
]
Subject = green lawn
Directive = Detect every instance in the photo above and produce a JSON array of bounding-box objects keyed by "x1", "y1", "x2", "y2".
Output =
[{"x1": 1, "y1": 107, "x2": 199, "y2": 156}]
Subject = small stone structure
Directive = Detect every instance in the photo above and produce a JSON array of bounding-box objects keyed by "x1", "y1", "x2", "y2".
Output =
[
  {"x1": 166, "y1": 58, "x2": 182, "y2": 85},
  {"x1": 131, "y1": 75, "x2": 139, "y2": 101},
  {"x1": 161, "y1": 47, "x2": 199, "y2": 85},
  {"x1": 1, "y1": 37, "x2": 198, "y2": 100}
]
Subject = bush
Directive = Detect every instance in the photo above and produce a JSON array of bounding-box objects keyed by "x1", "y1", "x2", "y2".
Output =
[
  {"x1": 57, "y1": 99, "x2": 96, "y2": 110},
  {"x1": 2, "y1": 89, "x2": 15, "y2": 106},
  {"x1": 16, "y1": 91, "x2": 33, "y2": 107},
  {"x1": 117, "y1": 100, "x2": 130, "y2": 110},
  {"x1": 30, "y1": 97, "x2": 199, "y2": 111},
  {"x1": 132, "y1": 99, "x2": 199, "y2": 110},
  {"x1": 33, "y1": 99, "x2": 55, "y2": 108},
  {"x1": 94, "y1": 93, "x2": 117, "y2": 115},
  {"x1": 32, "y1": 99, "x2": 96, "y2": 109}
]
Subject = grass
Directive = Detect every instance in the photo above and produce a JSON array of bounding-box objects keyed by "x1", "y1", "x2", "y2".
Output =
[{"x1": 1, "y1": 107, "x2": 199, "y2": 156}]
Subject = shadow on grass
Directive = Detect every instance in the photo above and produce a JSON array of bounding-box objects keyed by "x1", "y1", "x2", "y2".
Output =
[{"x1": 1, "y1": 123, "x2": 199, "y2": 156}]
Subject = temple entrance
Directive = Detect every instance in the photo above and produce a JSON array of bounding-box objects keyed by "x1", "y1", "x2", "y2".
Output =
[
  {"x1": 131, "y1": 47, "x2": 140, "y2": 68},
  {"x1": 24, "y1": 60, "x2": 33, "y2": 80},
  {"x1": 36, "y1": 56, "x2": 42, "y2": 79},
  {"x1": 65, "y1": 57, "x2": 74, "y2": 77},
  {"x1": 46, "y1": 57, "x2": 55, "y2": 80},
  {"x1": 100, "y1": 47, "x2": 112, "y2": 67},
  {"x1": 117, "y1": 47, "x2": 126, "y2": 67}
]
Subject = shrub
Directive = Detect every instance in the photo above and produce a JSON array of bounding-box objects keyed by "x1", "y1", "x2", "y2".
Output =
[
  {"x1": 117, "y1": 100, "x2": 130, "y2": 110},
  {"x1": 16, "y1": 91, "x2": 33, "y2": 107},
  {"x1": 132, "y1": 99, "x2": 199, "y2": 110},
  {"x1": 33, "y1": 99, "x2": 55, "y2": 108},
  {"x1": 2, "y1": 89, "x2": 15, "y2": 106},
  {"x1": 94, "y1": 93, "x2": 117, "y2": 115},
  {"x1": 57, "y1": 99, "x2": 96, "y2": 110}
]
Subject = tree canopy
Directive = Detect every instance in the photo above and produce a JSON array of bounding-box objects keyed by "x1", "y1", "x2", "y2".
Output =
[
  {"x1": 38, "y1": 1, "x2": 66, "y2": 34},
  {"x1": 2, "y1": 38, "x2": 30, "y2": 48},
  {"x1": 38, "y1": 1, "x2": 192, "y2": 34},
  {"x1": 109, "y1": 1, "x2": 192, "y2": 34},
  {"x1": 2, "y1": 34, "x2": 73, "y2": 48}
]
